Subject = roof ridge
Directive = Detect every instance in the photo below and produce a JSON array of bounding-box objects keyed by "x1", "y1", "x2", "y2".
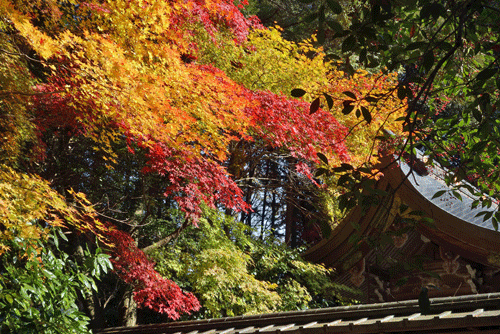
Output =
[{"x1": 98, "y1": 293, "x2": 500, "y2": 333}]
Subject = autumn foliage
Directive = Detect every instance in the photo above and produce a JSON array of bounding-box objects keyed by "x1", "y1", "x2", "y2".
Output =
[
  {"x1": 247, "y1": 90, "x2": 350, "y2": 163},
  {"x1": 1, "y1": 0, "x2": 405, "y2": 326},
  {"x1": 107, "y1": 228, "x2": 200, "y2": 319}
]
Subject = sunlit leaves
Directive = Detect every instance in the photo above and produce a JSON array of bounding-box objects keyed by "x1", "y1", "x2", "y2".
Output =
[
  {"x1": 246, "y1": 90, "x2": 350, "y2": 163},
  {"x1": 229, "y1": 27, "x2": 331, "y2": 97},
  {"x1": 324, "y1": 69, "x2": 406, "y2": 167},
  {"x1": 143, "y1": 143, "x2": 250, "y2": 222},
  {"x1": 149, "y1": 209, "x2": 338, "y2": 317},
  {"x1": 0, "y1": 0, "x2": 389, "y2": 324},
  {"x1": 107, "y1": 228, "x2": 201, "y2": 318},
  {"x1": 0, "y1": 231, "x2": 110, "y2": 333},
  {"x1": 0, "y1": 166, "x2": 110, "y2": 254}
]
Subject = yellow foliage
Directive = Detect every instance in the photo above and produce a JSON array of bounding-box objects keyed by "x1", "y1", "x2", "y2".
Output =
[
  {"x1": 0, "y1": 166, "x2": 62, "y2": 252},
  {"x1": 191, "y1": 23, "x2": 404, "y2": 168},
  {"x1": 191, "y1": 247, "x2": 281, "y2": 317},
  {"x1": 194, "y1": 26, "x2": 331, "y2": 98},
  {"x1": 52, "y1": 3, "x2": 252, "y2": 161},
  {"x1": 326, "y1": 68, "x2": 406, "y2": 167},
  {"x1": 233, "y1": 28, "x2": 330, "y2": 96},
  {"x1": 0, "y1": 0, "x2": 255, "y2": 163},
  {"x1": 0, "y1": 165, "x2": 110, "y2": 255},
  {"x1": 10, "y1": 15, "x2": 58, "y2": 60}
]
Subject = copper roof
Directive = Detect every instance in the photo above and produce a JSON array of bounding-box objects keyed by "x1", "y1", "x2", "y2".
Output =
[{"x1": 304, "y1": 155, "x2": 500, "y2": 271}]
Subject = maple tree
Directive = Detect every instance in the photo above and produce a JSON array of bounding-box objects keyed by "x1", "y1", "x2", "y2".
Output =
[
  {"x1": 2, "y1": 0, "x2": 258, "y2": 327},
  {"x1": 1, "y1": 0, "x2": 408, "y2": 329},
  {"x1": 145, "y1": 207, "x2": 344, "y2": 318},
  {"x1": 198, "y1": 24, "x2": 405, "y2": 241},
  {"x1": 107, "y1": 228, "x2": 200, "y2": 319},
  {"x1": 277, "y1": 0, "x2": 500, "y2": 228}
]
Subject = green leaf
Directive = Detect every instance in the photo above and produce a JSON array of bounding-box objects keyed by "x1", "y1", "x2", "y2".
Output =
[
  {"x1": 359, "y1": 26, "x2": 377, "y2": 39},
  {"x1": 317, "y1": 6, "x2": 326, "y2": 44},
  {"x1": 315, "y1": 168, "x2": 328, "y2": 177},
  {"x1": 343, "y1": 91, "x2": 357, "y2": 99},
  {"x1": 304, "y1": 11, "x2": 319, "y2": 23},
  {"x1": 472, "y1": 141, "x2": 488, "y2": 152},
  {"x1": 430, "y1": 3, "x2": 445, "y2": 20},
  {"x1": 494, "y1": 212, "x2": 500, "y2": 231},
  {"x1": 342, "y1": 35, "x2": 357, "y2": 53},
  {"x1": 476, "y1": 68, "x2": 498, "y2": 81},
  {"x1": 359, "y1": 48, "x2": 367, "y2": 64},
  {"x1": 420, "y1": 3, "x2": 432, "y2": 20},
  {"x1": 361, "y1": 106, "x2": 372, "y2": 123},
  {"x1": 337, "y1": 173, "x2": 352, "y2": 185},
  {"x1": 323, "y1": 93, "x2": 334, "y2": 109},
  {"x1": 472, "y1": 107, "x2": 482, "y2": 122},
  {"x1": 432, "y1": 190, "x2": 446, "y2": 199},
  {"x1": 326, "y1": 19, "x2": 343, "y2": 33},
  {"x1": 342, "y1": 100, "x2": 355, "y2": 114},
  {"x1": 371, "y1": 4, "x2": 381, "y2": 22},
  {"x1": 365, "y1": 95, "x2": 379, "y2": 103},
  {"x1": 492, "y1": 217, "x2": 499, "y2": 231},
  {"x1": 291, "y1": 88, "x2": 307, "y2": 97},
  {"x1": 406, "y1": 42, "x2": 427, "y2": 51},
  {"x1": 310, "y1": 97, "x2": 321, "y2": 114},
  {"x1": 5, "y1": 294, "x2": 13, "y2": 304},
  {"x1": 317, "y1": 26, "x2": 326, "y2": 44},
  {"x1": 423, "y1": 51, "x2": 434, "y2": 72},
  {"x1": 317, "y1": 152, "x2": 329, "y2": 165},
  {"x1": 483, "y1": 211, "x2": 493, "y2": 222},
  {"x1": 438, "y1": 42, "x2": 453, "y2": 51},
  {"x1": 341, "y1": 163, "x2": 353, "y2": 170},
  {"x1": 326, "y1": 0, "x2": 342, "y2": 14},
  {"x1": 397, "y1": 85, "x2": 407, "y2": 100}
]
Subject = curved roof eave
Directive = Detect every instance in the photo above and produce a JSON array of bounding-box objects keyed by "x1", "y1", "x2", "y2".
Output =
[{"x1": 303, "y1": 155, "x2": 500, "y2": 269}]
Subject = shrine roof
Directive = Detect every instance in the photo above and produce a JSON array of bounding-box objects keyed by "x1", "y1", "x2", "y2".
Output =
[
  {"x1": 99, "y1": 292, "x2": 500, "y2": 334},
  {"x1": 399, "y1": 155, "x2": 496, "y2": 231}
]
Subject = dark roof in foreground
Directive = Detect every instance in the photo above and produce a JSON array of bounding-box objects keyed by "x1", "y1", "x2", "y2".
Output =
[{"x1": 99, "y1": 293, "x2": 500, "y2": 334}]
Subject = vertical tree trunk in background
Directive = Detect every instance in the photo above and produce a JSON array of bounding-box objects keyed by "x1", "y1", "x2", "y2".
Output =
[
  {"x1": 284, "y1": 185, "x2": 297, "y2": 248},
  {"x1": 260, "y1": 161, "x2": 270, "y2": 240},
  {"x1": 121, "y1": 286, "x2": 137, "y2": 327},
  {"x1": 284, "y1": 158, "x2": 298, "y2": 248},
  {"x1": 121, "y1": 231, "x2": 139, "y2": 326},
  {"x1": 271, "y1": 191, "x2": 277, "y2": 229},
  {"x1": 84, "y1": 290, "x2": 105, "y2": 331}
]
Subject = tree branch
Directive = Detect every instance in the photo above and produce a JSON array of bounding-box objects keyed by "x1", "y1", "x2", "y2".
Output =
[{"x1": 141, "y1": 219, "x2": 189, "y2": 254}]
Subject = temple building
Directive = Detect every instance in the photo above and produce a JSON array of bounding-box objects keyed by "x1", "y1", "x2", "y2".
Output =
[
  {"x1": 100, "y1": 154, "x2": 500, "y2": 333},
  {"x1": 303, "y1": 154, "x2": 500, "y2": 302}
]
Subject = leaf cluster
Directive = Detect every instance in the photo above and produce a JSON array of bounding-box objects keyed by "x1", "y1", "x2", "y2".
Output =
[{"x1": 0, "y1": 230, "x2": 110, "y2": 333}]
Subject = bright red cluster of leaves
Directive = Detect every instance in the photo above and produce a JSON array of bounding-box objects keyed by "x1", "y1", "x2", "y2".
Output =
[
  {"x1": 142, "y1": 142, "x2": 250, "y2": 223},
  {"x1": 107, "y1": 227, "x2": 200, "y2": 319},
  {"x1": 247, "y1": 90, "x2": 350, "y2": 163}
]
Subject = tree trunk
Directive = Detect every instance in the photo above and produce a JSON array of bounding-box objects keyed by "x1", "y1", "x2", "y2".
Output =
[
  {"x1": 284, "y1": 186, "x2": 296, "y2": 247},
  {"x1": 121, "y1": 286, "x2": 137, "y2": 327}
]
